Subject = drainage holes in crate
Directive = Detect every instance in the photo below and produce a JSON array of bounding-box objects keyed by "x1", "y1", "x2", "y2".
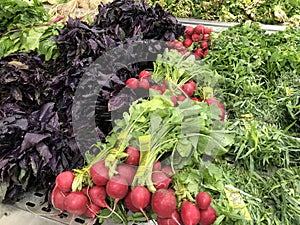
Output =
[
  {"x1": 26, "y1": 201, "x2": 36, "y2": 207},
  {"x1": 41, "y1": 206, "x2": 52, "y2": 213},
  {"x1": 59, "y1": 212, "x2": 68, "y2": 218},
  {"x1": 34, "y1": 192, "x2": 44, "y2": 197},
  {"x1": 75, "y1": 218, "x2": 85, "y2": 224}
]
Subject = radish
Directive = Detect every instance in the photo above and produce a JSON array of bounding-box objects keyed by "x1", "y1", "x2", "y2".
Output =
[
  {"x1": 177, "y1": 95, "x2": 186, "y2": 102},
  {"x1": 174, "y1": 41, "x2": 184, "y2": 50},
  {"x1": 166, "y1": 41, "x2": 175, "y2": 48},
  {"x1": 116, "y1": 164, "x2": 136, "y2": 185},
  {"x1": 171, "y1": 96, "x2": 178, "y2": 106},
  {"x1": 203, "y1": 34, "x2": 210, "y2": 41},
  {"x1": 55, "y1": 171, "x2": 74, "y2": 192},
  {"x1": 151, "y1": 189, "x2": 177, "y2": 218},
  {"x1": 183, "y1": 39, "x2": 193, "y2": 48},
  {"x1": 204, "y1": 27, "x2": 212, "y2": 34},
  {"x1": 204, "y1": 98, "x2": 225, "y2": 121},
  {"x1": 191, "y1": 34, "x2": 201, "y2": 42},
  {"x1": 90, "y1": 159, "x2": 109, "y2": 186},
  {"x1": 88, "y1": 185, "x2": 107, "y2": 208},
  {"x1": 162, "y1": 166, "x2": 174, "y2": 178},
  {"x1": 51, "y1": 186, "x2": 67, "y2": 211},
  {"x1": 106, "y1": 175, "x2": 129, "y2": 200},
  {"x1": 131, "y1": 186, "x2": 151, "y2": 223},
  {"x1": 64, "y1": 191, "x2": 88, "y2": 216},
  {"x1": 203, "y1": 50, "x2": 209, "y2": 57},
  {"x1": 81, "y1": 186, "x2": 89, "y2": 195},
  {"x1": 194, "y1": 24, "x2": 205, "y2": 34},
  {"x1": 157, "y1": 210, "x2": 182, "y2": 225},
  {"x1": 194, "y1": 48, "x2": 203, "y2": 59},
  {"x1": 85, "y1": 202, "x2": 101, "y2": 218},
  {"x1": 152, "y1": 161, "x2": 162, "y2": 171},
  {"x1": 124, "y1": 191, "x2": 140, "y2": 212},
  {"x1": 126, "y1": 78, "x2": 139, "y2": 89},
  {"x1": 182, "y1": 81, "x2": 196, "y2": 97},
  {"x1": 139, "y1": 70, "x2": 151, "y2": 79},
  {"x1": 150, "y1": 85, "x2": 163, "y2": 94},
  {"x1": 138, "y1": 79, "x2": 150, "y2": 89},
  {"x1": 125, "y1": 146, "x2": 140, "y2": 166},
  {"x1": 151, "y1": 171, "x2": 171, "y2": 189},
  {"x1": 196, "y1": 192, "x2": 212, "y2": 210},
  {"x1": 180, "y1": 201, "x2": 201, "y2": 225},
  {"x1": 199, "y1": 206, "x2": 217, "y2": 225},
  {"x1": 185, "y1": 26, "x2": 194, "y2": 36},
  {"x1": 200, "y1": 41, "x2": 209, "y2": 50}
]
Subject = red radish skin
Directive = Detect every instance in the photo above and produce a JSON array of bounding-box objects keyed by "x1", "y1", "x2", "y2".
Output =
[
  {"x1": 194, "y1": 48, "x2": 203, "y2": 59},
  {"x1": 182, "y1": 83, "x2": 196, "y2": 97},
  {"x1": 183, "y1": 39, "x2": 193, "y2": 48},
  {"x1": 88, "y1": 185, "x2": 108, "y2": 208},
  {"x1": 177, "y1": 95, "x2": 186, "y2": 102},
  {"x1": 194, "y1": 24, "x2": 205, "y2": 34},
  {"x1": 191, "y1": 34, "x2": 201, "y2": 42},
  {"x1": 90, "y1": 159, "x2": 109, "y2": 186},
  {"x1": 85, "y1": 202, "x2": 101, "y2": 218},
  {"x1": 55, "y1": 171, "x2": 74, "y2": 192},
  {"x1": 204, "y1": 27, "x2": 212, "y2": 34},
  {"x1": 150, "y1": 85, "x2": 163, "y2": 94},
  {"x1": 199, "y1": 206, "x2": 217, "y2": 225},
  {"x1": 162, "y1": 166, "x2": 174, "y2": 178},
  {"x1": 205, "y1": 98, "x2": 225, "y2": 121},
  {"x1": 157, "y1": 210, "x2": 182, "y2": 225},
  {"x1": 171, "y1": 96, "x2": 178, "y2": 106},
  {"x1": 81, "y1": 186, "x2": 88, "y2": 196},
  {"x1": 151, "y1": 171, "x2": 171, "y2": 189},
  {"x1": 116, "y1": 164, "x2": 136, "y2": 185},
  {"x1": 124, "y1": 191, "x2": 140, "y2": 212},
  {"x1": 203, "y1": 50, "x2": 209, "y2": 57},
  {"x1": 191, "y1": 97, "x2": 202, "y2": 102},
  {"x1": 200, "y1": 41, "x2": 209, "y2": 50},
  {"x1": 152, "y1": 161, "x2": 162, "y2": 171},
  {"x1": 151, "y1": 189, "x2": 177, "y2": 218},
  {"x1": 139, "y1": 70, "x2": 151, "y2": 79},
  {"x1": 125, "y1": 146, "x2": 140, "y2": 166},
  {"x1": 185, "y1": 26, "x2": 194, "y2": 36},
  {"x1": 180, "y1": 201, "x2": 201, "y2": 225},
  {"x1": 166, "y1": 41, "x2": 175, "y2": 48},
  {"x1": 131, "y1": 186, "x2": 151, "y2": 223},
  {"x1": 174, "y1": 41, "x2": 184, "y2": 50},
  {"x1": 203, "y1": 34, "x2": 210, "y2": 41},
  {"x1": 196, "y1": 192, "x2": 212, "y2": 210},
  {"x1": 64, "y1": 191, "x2": 88, "y2": 216},
  {"x1": 51, "y1": 186, "x2": 67, "y2": 211},
  {"x1": 106, "y1": 175, "x2": 128, "y2": 200},
  {"x1": 126, "y1": 78, "x2": 139, "y2": 89},
  {"x1": 138, "y1": 79, "x2": 150, "y2": 89}
]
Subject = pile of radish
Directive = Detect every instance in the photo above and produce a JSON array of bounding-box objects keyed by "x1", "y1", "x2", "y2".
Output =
[
  {"x1": 166, "y1": 24, "x2": 212, "y2": 59},
  {"x1": 51, "y1": 149, "x2": 217, "y2": 225}
]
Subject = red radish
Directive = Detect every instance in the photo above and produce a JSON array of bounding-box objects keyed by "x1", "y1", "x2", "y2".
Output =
[
  {"x1": 180, "y1": 49, "x2": 189, "y2": 55},
  {"x1": 166, "y1": 41, "x2": 175, "y2": 48},
  {"x1": 177, "y1": 95, "x2": 186, "y2": 102},
  {"x1": 171, "y1": 96, "x2": 178, "y2": 106},
  {"x1": 157, "y1": 210, "x2": 182, "y2": 225},
  {"x1": 194, "y1": 24, "x2": 205, "y2": 34},
  {"x1": 88, "y1": 185, "x2": 107, "y2": 208},
  {"x1": 203, "y1": 50, "x2": 209, "y2": 57},
  {"x1": 90, "y1": 159, "x2": 109, "y2": 186},
  {"x1": 205, "y1": 98, "x2": 225, "y2": 121},
  {"x1": 180, "y1": 201, "x2": 201, "y2": 225},
  {"x1": 151, "y1": 189, "x2": 177, "y2": 218},
  {"x1": 131, "y1": 186, "x2": 151, "y2": 222},
  {"x1": 194, "y1": 48, "x2": 203, "y2": 59},
  {"x1": 64, "y1": 191, "x2": 88, "y2": 216},
  {"x1": 191, "y1": 97, "x2": 202, "y2": 102},
  {"x1": 138, "y1": 79, "x2": 150, "y2": 89},
  {"x1": 199, "y1": 206, "x2": 217, "y2": 225},
  {"x1": 51, "y1": 186, "x2": 67, "y2": 211},
  {"x1": 125, "y1": 146, "x2": 140, "y2": 166},
  {"x1": 152, "y1": 161, "x2": 162, "y2": 171},
  {"x1": 196, "y1": 192, "x2": 212, "y2": 210},
  {"x1": 200, "y1": 41, "x2": 209, "y2": 50},
  {"x1": 55, "y1": 171, "x2": 74, "y2": 192},
  {"x1": 116, "y1": 164, "x2": 136, "y2": 185},
  {"x1": 191, "y1": 33, "x2": 201, "y2": 42},
  {"x1": 185, "y1": 26, "x2": 194, "y2": 36},
  {"x1": 183, "y1": 39, "x2": 193, "y2": 48},
  {"x1": 151, "y1": 171, "x2": 171, "y2": 189},
  {"x1": 139, "y1": 70, "x2": 151, "y2": 79},
  {"x1": 106, "y1": 175, "x2": 128, "y2": 200},
  {"x1": 174, "y1": 41, "x2": 184, "y2": 50},
  {"x1": 203, "y1": 34, "x2": 210, "y2": 41},
  {"x1": 183, "y1": 33, "x2": 191, "y2": 39},
  {"x1": 126, "y1": 78, "x2": 139, "y2": 89},
  {"x1": 150, "y1": 85, "x2": 163, "y2": 94},
  {"x1": 124, "y1": 191, "x2": 140, "y2": 212},
  {"x1": 204, "y1": 27, "x2": 212, "y2": 34},
  {"x1": 162, "y1": 166, "x2": 174, "y2": 178},
  {"x1": 85, "y1": 202, "x2": 101, "y2": 218},
  {"x1": 182, "y1": 82, "x2": 196, "y2": 96}
]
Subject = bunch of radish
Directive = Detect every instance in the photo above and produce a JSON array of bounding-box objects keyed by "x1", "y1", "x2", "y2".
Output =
[
  {"x1": 166, "y1": 24, "x2": 212, "y2": 59},
  {"x1": 126, "y1": 70, "x2": 225, "y2": 121}
]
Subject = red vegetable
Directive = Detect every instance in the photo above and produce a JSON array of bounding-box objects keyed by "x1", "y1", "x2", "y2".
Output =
[
  {"x1": 185, "y1": 26, "x2": 194, "y2": 36},
  {"x1": 124, "y1": 191, "x2": 140, "y2": 212},
  {"x1": 150, "y1": 85, "x2": 163, "y2": 94},
  {"x1": 183, "y1": 39, "x2": 193, "y2": 48},
  {"x1": 138, "y1": 70, "x2": 151, "y2": 79},
  {"x1": 88, "y1": 185, "x2": 108, "y2": 208},
  {"x1": 125, "y1": 146, "x2": 140, "y2": 166},
  {"x1": 152, "y1": 171, "x2": 171, "y2": 189},
  {"x1": 51, "y1": 186, "x2": 67, "y2": 211},
  {"x1": 204, "y1": 98, "x2": 225, "y2": 121},
  {"x1": 126, "y1": 78, "x2": 139, "y2": 89},
  {"x1": 182, "y1": 81, "x2": 196, "y2": 96},
  {"x1": 151, "y1": 188, "x2": 177, "y2": 218},
  {"x1": 194, "y1": 24, "x2": 205, "y2": 34},
  {"x1": 116, "y1": 164, "x2": 136, "y2": 185},
  {"x1": 157, "y1": 210, "x2": 182, "y2": 225},
  {"x1": 138, "y1": 79, "x2": 150, "y2": 89},
  {"x1": 204, "y1": 27, "x2": 212, "y2": 34},
  {"x1": 106, "y1": 175, "x2": 129, "y2": 200},
  {"x1": 130, "y1": 186, "x2": 151, "y2": 213},
  {"x1": 194, "y1": 48, "x2": 203, "y2": 59},
  {"x1": 203, "y1": 34, "x2": 210, "y2": 41},
  {"x1": 200, "y1": 41, "x2": 209, "y2": 50},
  {"x1": 55, "y1": 171, "x2": 74, "y2": 192},
  {"x1": 191, "y1": 33, "x2": 201, "y2": 42},
  {"x1": 161, "y1": 166, "x2": 174, "y2": 178},
  {"x1": 90, "y1": 159, "x2": 109, "y2": 186},
  {"x1": 85, "y1": 202, "x2": 101, "y2": 218},
  {"x1": 174, "y1": 41, "x2": 184, "y2": 50},
  {"x1": 64, "y1": 191, "x2": 88, "y2": 216},
  {"x1": 199, "y1": 206, "x2": 217, "y2": 225},
  {"x1": 180, "y1": 201, "x2": 201, "y2": 225},
  {"x1": 177, "y1": 95, "x2": 186, "y2": 102},
  {"x1": 196, "y1": 192, "x2": 212, "y2": 210},
  {"x1": 152, "y1": 161, "x2": 162, "y2": 171},
  {"x1": 171, "y1": 96, "x2": 178, "y2": 106}
]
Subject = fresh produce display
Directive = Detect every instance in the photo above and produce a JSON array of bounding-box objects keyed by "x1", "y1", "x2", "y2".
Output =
[
  {"x1": 147, "y1": 0, "x2": 300, "y2": 26},
  {"x1": 0, "y1": 0, "x2": 299, "y2": 225}
]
